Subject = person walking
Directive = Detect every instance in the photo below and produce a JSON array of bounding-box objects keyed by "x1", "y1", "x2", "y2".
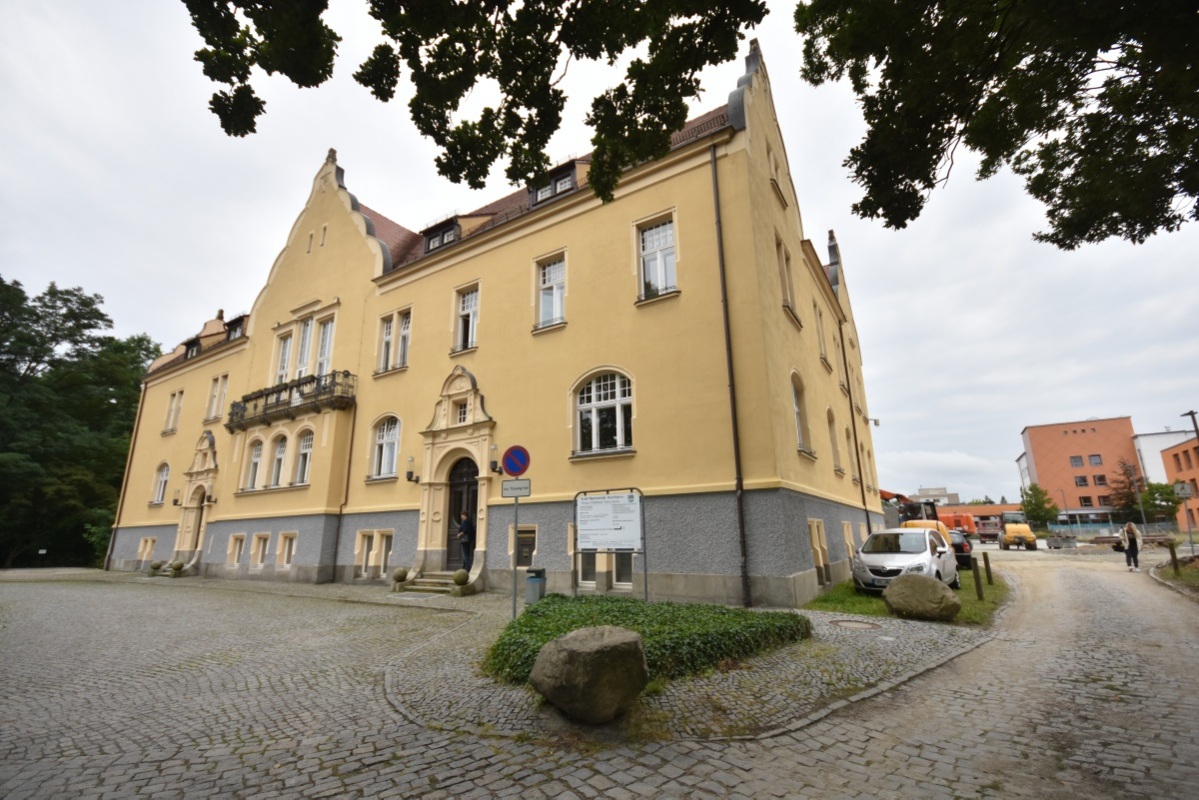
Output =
[
  {"x1": 456, "y1": 511, "x2": 476, "y2": 572},
  {"x1": 1120, "y1": 522, "x2": 1143, "y2": 572}
]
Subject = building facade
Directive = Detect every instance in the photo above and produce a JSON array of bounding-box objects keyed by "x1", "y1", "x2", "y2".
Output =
[
  {"x1": 1018, "y1": 417, "x2": 1140, "y2": 523},
  {"x1": 1162, "y1": 438, "x2": 1199, "y2": 532},
  {"x1": 109, "y1": 44, "x2": 884, "y2": 608}
]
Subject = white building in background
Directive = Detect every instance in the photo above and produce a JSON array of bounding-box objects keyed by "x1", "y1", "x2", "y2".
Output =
[{"x1": 1133, "y1": 430, "x2": 1193, "y2": 485}]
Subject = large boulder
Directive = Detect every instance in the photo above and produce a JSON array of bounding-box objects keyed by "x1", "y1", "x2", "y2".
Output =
[
  {"x1": 529, "y1": 626, "x2": 649, "y2": 724},
  {"x1": 883, "y1": 574, "x2": 961, "y2": 622}
]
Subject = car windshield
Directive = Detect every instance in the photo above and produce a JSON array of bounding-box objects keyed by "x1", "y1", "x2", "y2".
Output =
[{"x1": 861, "y1": 533, "x2": 927, "y2": 554}]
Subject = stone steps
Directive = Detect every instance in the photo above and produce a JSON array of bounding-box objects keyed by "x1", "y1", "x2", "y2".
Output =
[{"x1": 405, "y1": 571, "x2": 459, "y2": 595}]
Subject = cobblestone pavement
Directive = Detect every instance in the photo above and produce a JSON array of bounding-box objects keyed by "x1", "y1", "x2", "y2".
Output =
[{"x1": 2, "y1": 549, "x2": 1197, "y2": 798}]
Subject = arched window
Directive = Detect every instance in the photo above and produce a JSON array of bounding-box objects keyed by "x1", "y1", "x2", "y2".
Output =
[
  {"x1": 153, "y1": 464, "x2": 169, "y2": 504},
  {"x1": 246, "y1": 440, "x2": 263, "y2": 489},
  {"x1": 373, "y1": 417, "x2": 399, "y2": 477},
  {"x1": 295, "y1": 430, "x2": 314, "y2": 485},
  {"x1": 269, "y1": 436, "x2": 287, "y2": 487},
  {"x1": 791, "y1": 374, "x2": 812, "y2": 455},
  {"x1": 576, "y1": 372, "x2": 632, "y2": 454}
]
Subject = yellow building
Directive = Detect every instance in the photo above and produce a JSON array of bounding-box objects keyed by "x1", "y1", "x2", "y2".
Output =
[{"x1": 109, "y1": 43, "x2": 883, "y2": 607}]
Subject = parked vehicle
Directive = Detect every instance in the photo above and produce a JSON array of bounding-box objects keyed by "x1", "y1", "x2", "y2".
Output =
[
  {"x1": 852, "y1": 528, "x2": 960, "y2": 594},
  {"x1": 938, "y1": 512, "x2": 977, "y2": 537},
  {"x1": 947, "y1": 530, "x2": 973, "y2": 568}
]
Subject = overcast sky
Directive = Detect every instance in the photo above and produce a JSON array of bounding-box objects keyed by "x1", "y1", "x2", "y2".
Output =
[{"x1": 3, "y1": 1, "x2": 1197, "y2": 503}]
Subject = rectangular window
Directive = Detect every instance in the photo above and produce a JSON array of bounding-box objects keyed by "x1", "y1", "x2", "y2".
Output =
[
  {"x1": 614, "y1": 551, "x2": 633, "y2": 586},
  {"x1": 579, "y1": 551, "x2": 596, "y2": 584},
  {"x1": 275, "y1": 335, "x2": 292, "y2": 385},
  {"x1": 246, "y1": 441, "x2": 262, "y2": 489},
  {"x1": 538, "y1": 258, "x2": 565, "y2": 327},
  {"x1": 455, "y1": 402, "x2": 468, "y2": 425},
  {"x1": 535, "y1": 185, "x2": 552, "y2": 202},
  {"x1": 1079, "y1": 496, "x2": 1094, "y2": 507},
  {"x1": 1088, "y1": 454, "x2": 1103, "y2": 466},
  {"x1": 137, "y1": 537, "x2": 156, "y2": 561},
  {"x1": 556, "y1": 175, "x2": 573, "y2": 193},
  {"x1": 1074, "y1": 476, "x2": 1089, "y2": 487},
  {"x1": 1185, "y1": 451, "x2": 1195, "y2": 470},
  {"x1": 295, "y1": 318, "x2": 313, "y2": 379},
  {"x1": 279, "y1": 533, "x2": 297, "y2": 568},
  {"x1": 252, "y1": 533, "x2": 271, "y2": 567},
  {"x1": 1093, "y1": 474, "x2": 1107, "y2": 486},
  {"x1": 455, "y1": 287, "x2": 478, "y2": 351},
  {"x1": 776, "y1": 237, "x2": 795, "y2": 310},
  {"x1": 270, "y1": 438, "x2": 287, "y2": 487},
  {"x1": 516, "y1": 526, "x2": 536, "y2": 568},
  {"x1": 315, "y1": 319, "x2": 334, "y2": 375},
  {"x1": 639, "y1": 219, "x2": 676, "y2": 297},
  {"x1": 379, "y1": 317, "x2": 393, "y2": 372},
  {"x1": 1097, "y1": 495, "x2": 1111, "y2": 506},
  {"x1": 163, "y1": 391, "x2": 184, "y2": 433},
  {"x1": 1069, "y1": 455, "x2": 1084, "y2": 467},
  {"x1": 816, "y1": 306, "x2": 828, "y2": 361},
  {"x1": 228, "y1": 534, "x2": 245, "y2": 566},
  {"x1": 205, "y1": 375, "x2": 228, "y2": 421},
  {"x1": 1175, "y1": 454, "x2": 1184, "y2": 471},
  {"x1": 379, "y1": 533, "x2": 393, "y2": 576},
  {"x1": 808, "y1": 519, "x2": 830, "y2": 586},
  {"x1": 397, "y1": 312, "x2": 411, "y2": 368}
]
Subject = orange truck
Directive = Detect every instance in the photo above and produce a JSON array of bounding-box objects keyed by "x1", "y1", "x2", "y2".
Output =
[{"x1": 936, "y1": 512, "x2": 977, "y2": 537}]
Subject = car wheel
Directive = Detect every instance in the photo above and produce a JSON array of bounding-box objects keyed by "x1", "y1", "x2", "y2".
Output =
[
  {"x1": 950, "y1": 573, "x2": 961, "y2": 590},
  {"x1": 1027, "y1": 541, "x2": 1038, "y2": 550}
]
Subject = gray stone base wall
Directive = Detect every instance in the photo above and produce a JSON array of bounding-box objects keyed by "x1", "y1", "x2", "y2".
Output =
[
  {"x1": 109, "y1": 525, "x2": 179, "y2": 572},
  {"x1": 109, "y1": 489, "x2": 883, "y2": 604}
]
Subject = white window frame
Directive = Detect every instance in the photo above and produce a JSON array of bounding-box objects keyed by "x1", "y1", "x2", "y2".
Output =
[
  {"x1": 638, "y1": 218, "x2": 676, "y2": 298},
  {"x1": 295, "y1": 430, "x2": 314, "y2": 485},
  {"x1": 792, "y1": 374, "x2": 812, "y2": 456},
  {"x1": 295, "y1": 318, "x2": 314, "y2": 379},
  {"x1": 575, "y1": 373, "x2": 633, "y2": 454},
  {"x1": 538, "y1": 257, "x2": 565, "y2": 327},
  {"x1": 379, "y1": 316, "x2": 393, "y2": 372},
  {"x1": 315, "y1": 318, "x2": 334, "y2": 376},
  {"x1": 275, "y1": 335, "x2": 292, "y2": 385},
  {"x1": 455, "y1": 287, "x2": 479, "y2": 351},
  {"x1": 777, "y1": 237, "x2": 795, "y2": 311},
  {"x1": 252, "y1": 533, "x2": 271, "y2": 567},
  {"x1": 397, "y1": 311, "x2": 411, "y2": 368},
  {"x1": 246, "y1": 440, "x2": 263, "y2": 489},
  {"x1": 152, "y1": 464, "x2": 169, "y2": 504},
  {"x1": 228, "y1": 534, "x2": 246, "y2": 566},
  {"x1": 373, "y1": 417, "x2": 399, "y2": 477},
  {"x1": 269, "y1": 436, "x2": 287, "y2": 487},
  {"x1": 278, "y1": 533, "x2": 297, "y2": 568},
  {"x1": 163, "y1": 391, "x2": 183, "y2": 433}
]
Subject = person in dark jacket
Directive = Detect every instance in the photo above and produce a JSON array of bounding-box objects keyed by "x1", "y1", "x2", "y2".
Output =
[
  {"x1": 456, "y1": 511, "x2": 476, "y2": 572},
  {"x1": 1120, "y1": 522, "x2": 1143, "y2": 572}
]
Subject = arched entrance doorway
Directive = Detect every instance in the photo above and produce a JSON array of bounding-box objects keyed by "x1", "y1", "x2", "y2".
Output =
[{"x1": 445, "y1": 458, "x2": 478, "y2": 570}]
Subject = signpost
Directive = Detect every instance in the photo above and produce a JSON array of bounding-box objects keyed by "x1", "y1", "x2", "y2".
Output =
[
  {"x1": 1175, "y1": 481, "x2": 1195, "y2": 555},
  {"x1": 502, "y1": 446, "x2": 531, "y2": 619},
  {"x1": 573, "y1": 489, "x2": 647, "y2": 601}
]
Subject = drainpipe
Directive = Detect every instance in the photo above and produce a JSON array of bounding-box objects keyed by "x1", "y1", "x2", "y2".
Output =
[
  {"x1": 710, "y1": 144, "x2": 752, "y2": 607},
  {"x1": 838, "y1": 321, "x2": 872, "y2": 535},
  {"x1": 332, "y1": 397, "x2": 358, "y2": 584},
  {"x1": 106, "y1": 381, "x2": 148, "y2": 570}
]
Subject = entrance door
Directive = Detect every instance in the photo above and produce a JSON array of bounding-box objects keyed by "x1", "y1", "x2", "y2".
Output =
[{"x1": 446, "y1": 458, "x2": 478, "y2": 570}]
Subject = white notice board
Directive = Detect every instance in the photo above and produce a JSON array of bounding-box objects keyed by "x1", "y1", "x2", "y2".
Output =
[{"x1": 576, "y1": 492, "x2": 642, "y2": 551}]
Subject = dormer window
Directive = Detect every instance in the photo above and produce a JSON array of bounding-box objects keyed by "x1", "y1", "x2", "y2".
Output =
[
  {"x1": 226, "y1": 319, "x2": 244, "y2": 340},
  {"x1": 424, "y1": 222, "x2": 459, "y2": 253},
  {"x1": 185, "y1": 341, "x2": 200, "y2": 358},
  {"x1": 530, "y1": 165, "x2": 577, "y2": 206}
]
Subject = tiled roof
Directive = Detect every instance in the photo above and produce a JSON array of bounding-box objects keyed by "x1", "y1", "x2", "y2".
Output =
[
  {"x1": 359, "y1": 204, "x2": 422, "y2": 265},
  {"x1": 382, "y1": 105, "x2": 732, "y2": 273}
]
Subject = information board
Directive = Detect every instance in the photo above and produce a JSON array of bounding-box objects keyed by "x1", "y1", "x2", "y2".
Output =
[{"x1": 576, "y1": 492, "x2": 642, "y2": 551}]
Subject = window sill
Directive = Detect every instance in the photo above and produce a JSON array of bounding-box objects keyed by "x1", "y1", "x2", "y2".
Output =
[
  {"x1": 782, "y1": 303, "x2": 803, "y2": 330},
  {"x1": 532, "y1": 320, "x2": 566, "y2": 335},
  {"x1": 161, "y1": 428, "x2": 177, "y2": 436},
  {"x1": 635, "y1": 288, "x2": 680, "y2": 306},
  {"x1": 820, "y1": 356, "x2": 833, "y2": 373},
  {"x1": 233, "y1": 484, "x2": 309, "y2": 497},
  {"x1": 147, "y1": 501, "x2": 165, "y2": 508},
  {"x1": 834, "y1": 467, "x2": 846, "y2": 477},
  {"x1": 202, "y1": 415, "x2": 222, "y2": 424},
  {"x1": 373, "y1": 364, "x2": 409, "y2": 378},
  {"x1": 365, "y1": 474, "x2": 399, "y2": 484},
  {"x1": 449, "y1": 345, "x2": 477, "y2": 357},
  {"x1": 798, "y1": 446, "x2": 817, "y2": 462},
  {"x1": 570, "y1": 448, "x2": 636, "y2": 462},
  {"x1": 839, "y1": 382, "x2": 849, "y2": 396}
]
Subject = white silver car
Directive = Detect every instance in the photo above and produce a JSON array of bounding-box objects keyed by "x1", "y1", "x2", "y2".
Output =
[{"x1": 852, "y1": 528, "x2": 960, "y2": 593}]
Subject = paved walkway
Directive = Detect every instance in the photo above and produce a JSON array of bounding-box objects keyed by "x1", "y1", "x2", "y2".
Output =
[{"x1": 1, "y1": 548, "x2": 1196, "y2": 797}]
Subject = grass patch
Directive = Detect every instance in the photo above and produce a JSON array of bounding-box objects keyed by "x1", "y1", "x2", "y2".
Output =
[
  {"x1": 1159, "y1": 554, "x2": 1199, "y2": 591},
  {"x1": 482, "y1": 593, "x2": 811, "y2": 684},
  {"x1": 802, "y1": 571, "x2": 1010, "y2": 626}
]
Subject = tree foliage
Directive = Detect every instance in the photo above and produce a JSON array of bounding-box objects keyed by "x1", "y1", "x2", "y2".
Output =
[
  {"x1": 1019, "y1": 483, "x2": 1058, "y2": 529},
  {"x1": 181, "y1": 0, "x2": 767, "y2": 200},
  {"x1": 794, "y1": 0, "x2": 1199, "y2": 249},
  {"x1": 0, "y1": 278, "x2": 159, "y2": 568}
]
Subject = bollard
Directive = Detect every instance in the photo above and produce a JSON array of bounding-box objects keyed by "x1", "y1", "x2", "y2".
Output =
[
  {"x1": 1168, "y1": 541, "x2": 1180, "y2": 577},
  {"x1": 982, "y1": 552, "x2": 993, "y2": 585},
  {"x1": 971, "y1": 557, "x2": 984, "y2": 600}
]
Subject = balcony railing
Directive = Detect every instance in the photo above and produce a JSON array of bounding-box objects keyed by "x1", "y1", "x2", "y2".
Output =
[{"x1": 225, "y1": 371, "x2": 357, "y2": 432}]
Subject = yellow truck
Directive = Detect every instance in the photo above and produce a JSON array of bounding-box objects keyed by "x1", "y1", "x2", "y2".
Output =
[{"x1": 996, "y1": 511, "x2": 1037, "y2": 550}]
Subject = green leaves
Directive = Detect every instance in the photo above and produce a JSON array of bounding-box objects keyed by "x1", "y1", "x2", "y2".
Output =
[
  {"x1": 794, "y1": 0, "x2": 1199, "y2": 248},
  {"x1": 182, "y1": 0, "x2": 766, "y2": 198},
  {"x1": 482, "y1": 593, "x2": 811, "y2": 684},
  {"x1": 1019, "y1": 483, "x2": 1059, "y2": 528}
]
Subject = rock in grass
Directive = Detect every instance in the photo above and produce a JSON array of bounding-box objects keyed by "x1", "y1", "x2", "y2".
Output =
[
  {"x1": 883, "y1": 574, "x2": 961, "y2": 622},
  {"x1": 529, "y1": 626, "x2": 649, "y2": 724}
]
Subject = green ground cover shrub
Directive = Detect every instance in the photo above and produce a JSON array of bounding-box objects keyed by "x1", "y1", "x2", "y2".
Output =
[{"x1": 483, "y1": 594, "x2": 811, "y2": 684}]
